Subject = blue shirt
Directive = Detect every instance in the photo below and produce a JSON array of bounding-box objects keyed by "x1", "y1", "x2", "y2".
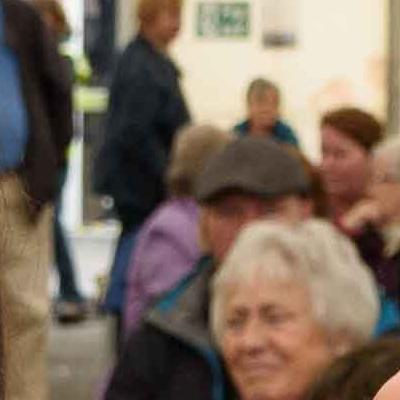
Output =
[
  {"x1": 0, "y1": 1, "x2": 29, "y2": 171},
  {"x1": 374, "y1": 291, "x2": 400, "y2": 336},
  {"x1": 234, "y1": 119, "x2": 300, "y2": 147}
]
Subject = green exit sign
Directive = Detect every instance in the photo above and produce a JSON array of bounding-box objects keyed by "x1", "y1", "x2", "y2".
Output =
[{"x1": 197, "y1": 2, "x2": 250, "y2": 38}]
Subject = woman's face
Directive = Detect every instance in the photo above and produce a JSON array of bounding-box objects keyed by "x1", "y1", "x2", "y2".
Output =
[
  {"x1": 221, "y1": 255, "x2": 335, "y2": 400},
  {"x1": 320, "y1": 125, "x2": 371, "y2": 203}
]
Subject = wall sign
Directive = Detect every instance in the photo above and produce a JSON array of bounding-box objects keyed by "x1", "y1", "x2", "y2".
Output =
[{"x1": 197, "y1": 2, "x2": 250, "y2": 38}]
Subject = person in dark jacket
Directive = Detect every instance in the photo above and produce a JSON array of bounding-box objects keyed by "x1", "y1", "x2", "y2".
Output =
[
  {"x1": 105, "y1": 137, "x2": 313, "y2": 400},
  {"x1": 234, "y1": 77, "x2": 299, "y2": 147},
  {"x1": 0, "y1": 0, "x2": 72, "y2": 398},
  {"x1": 94, "y1": 0, "x2": 190, "y2": 352}
]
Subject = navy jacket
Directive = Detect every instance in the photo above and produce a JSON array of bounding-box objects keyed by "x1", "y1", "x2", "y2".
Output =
[
  {"x1": 94, "y1": 35, "x2": 190, "y2": 228},
  {"x1": 105, "y1": 257, "x2": 235, "y2": 400},
  {"x1": 234, "y1": 119, "x2": 299, "y2": 147}
]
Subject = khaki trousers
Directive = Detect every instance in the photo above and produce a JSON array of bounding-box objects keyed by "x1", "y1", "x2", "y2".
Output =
[{"x1": 0, "y1": 175, "x2": 51, "y2": 400}]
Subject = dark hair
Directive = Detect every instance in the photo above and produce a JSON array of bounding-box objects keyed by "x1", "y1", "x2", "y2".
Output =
[
  {"x1": 246, "y1": 78, "x2": 280, "y2": 104},
  {"x1": 321, "y1": 107, "x2": 383, "y2": 152},
  {"x1": 306, "y1": 337, "x2": 400, "y2": 400},
  {"x1": 33, "y1": 0, "x2": 71, "y2": 38}
]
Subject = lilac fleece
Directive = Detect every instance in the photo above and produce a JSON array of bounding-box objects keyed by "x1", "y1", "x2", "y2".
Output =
[{"x1": 123, "y1": 198, "x2": 200, "y2": 334}]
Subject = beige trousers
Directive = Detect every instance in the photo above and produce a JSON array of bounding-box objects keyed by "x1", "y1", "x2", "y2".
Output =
[{"x1": 0, "y1": 175, "x2": 51, "y2": 400}]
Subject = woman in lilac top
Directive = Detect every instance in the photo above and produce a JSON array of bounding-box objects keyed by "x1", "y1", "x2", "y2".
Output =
[{"x1": 123, "y1": 124, "x2": 233, "y2": 334}]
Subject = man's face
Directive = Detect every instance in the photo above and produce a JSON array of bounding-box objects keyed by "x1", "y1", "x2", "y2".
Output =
[
  {"x1": 151, "y1": 7, "x2": 181, "y2": 47},
  {"x1": 248, "y1": 89, "x2": 279, "y2": 134},
  {"x1": 202, "y1": 193, "x2": 310, "y2": 263}
]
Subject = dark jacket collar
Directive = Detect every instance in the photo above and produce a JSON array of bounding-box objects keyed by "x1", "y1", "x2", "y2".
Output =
[
  {"x1": 134, "y1": 32, "x2": 181, "y2": 77},
  {"x1": 146, "y1": 256, "x2": 214, "y2": 350},
  {"x1": 145, "y1": 257, "x2": 238, "y2": 400}
]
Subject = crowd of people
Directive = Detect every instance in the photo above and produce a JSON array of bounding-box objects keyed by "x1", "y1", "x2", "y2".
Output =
[{"x1": 1, "y1": 0, "x2": 400, "y2": 399}]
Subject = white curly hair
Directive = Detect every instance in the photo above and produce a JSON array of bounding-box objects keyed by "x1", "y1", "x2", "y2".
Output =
[{"x1": 211, "y1": 218, "x2": 379, "y2": 348}]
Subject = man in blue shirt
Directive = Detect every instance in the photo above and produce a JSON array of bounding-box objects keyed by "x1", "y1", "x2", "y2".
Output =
[
  {"x1": 234, "y1": 78, "x2": 300, "y2": 147},
  {"x1": 0, "y1": 1, "x2": 72, "y2": 398},
  {"x1": 0, "y1": 2, "x2": 28, "y2": 171}
]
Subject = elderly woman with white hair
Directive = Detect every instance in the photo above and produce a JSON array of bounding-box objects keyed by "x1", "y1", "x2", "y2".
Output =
[{"x1": 211, "y1": 219, "x2": 379, "y2": 400}]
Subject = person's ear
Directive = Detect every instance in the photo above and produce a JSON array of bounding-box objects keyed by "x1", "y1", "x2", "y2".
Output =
[
  {"x1": 330, "y1": 332, "x2": 354, "y2": 358},
  {"x1": 301, "y1": 199, "x2": 314, "y2": 220}
]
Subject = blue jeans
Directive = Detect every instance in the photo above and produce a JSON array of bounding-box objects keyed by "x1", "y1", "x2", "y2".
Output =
[
  {"x1": 54, "y1": 167, "x2": 83, "y2": 302},
  {"x1": 102, "y1": 226, "x2": 138, "y2": 355},
  {"x1": 102, "y1": 227, "x2": 138, "y2": 314}
]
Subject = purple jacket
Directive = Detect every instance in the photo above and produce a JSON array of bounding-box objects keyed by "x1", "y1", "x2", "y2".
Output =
[{"x1": 123, "y1": 198, "x2": 200, "y2": 334}]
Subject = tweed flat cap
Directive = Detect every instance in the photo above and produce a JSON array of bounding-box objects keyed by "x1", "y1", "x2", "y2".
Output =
[{"x1": 195, "y1": 137, "x2": 310, "y2": 202}]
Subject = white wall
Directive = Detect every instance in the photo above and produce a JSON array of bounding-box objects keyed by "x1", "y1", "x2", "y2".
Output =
[
  {"x1": 116, "y1": 0, "x2": 136, "y2": 49},
  {"x1": 172, "y1": 0, "x2": 387, "y2": 160},
  {"x1": 58, "y1": 0, "x2": 85, "y2": 229},
  {"x1": 59, "y1": 0, "x2": 387, "y2": 228},
  {"x1": 60, "y1": 0, "x2": 84, "y2": 54}
]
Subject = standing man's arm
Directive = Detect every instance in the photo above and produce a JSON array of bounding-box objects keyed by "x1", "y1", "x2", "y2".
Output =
[
  {"x1": 31, "y1": 8, "x2": 73, "y2": 167},
  {"x1": 109, "y1": 69, "x2": 168, "y2": 178}
]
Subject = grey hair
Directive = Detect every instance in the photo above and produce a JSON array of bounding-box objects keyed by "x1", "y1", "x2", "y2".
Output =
[
  {"x1": 373, "y1": 136, "x2": 400, "y2": 183},
  {"x1": 246, "y1": 77, "x2": 280, "y2": 104},
  {"x1": 211, "y1": 219, "x2": 379, "y2": 348},
  {"x1": 166, "y1": 124, "x2": 234, "y2": 197}
]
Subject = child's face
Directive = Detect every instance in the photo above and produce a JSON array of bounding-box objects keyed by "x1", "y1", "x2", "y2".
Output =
[{"x1": 248, "y1": 89, "x2": 280, "y2": 131}]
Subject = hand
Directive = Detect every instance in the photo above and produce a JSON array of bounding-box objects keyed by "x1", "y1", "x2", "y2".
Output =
[
  {"x1": 368, "y1": 183, "x2": 400, "y2": 224},
  {"x1": 341, "y1": 199, "x2": 384, "y2": 231}
]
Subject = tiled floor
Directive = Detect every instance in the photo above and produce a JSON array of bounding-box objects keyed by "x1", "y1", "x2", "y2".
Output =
[
  {"x1": 50, "y1": 225, "x2": 118, "y2": 299},
  {"x1": 49, "y1": 316, "x2": 112, "y2": 400},
  {"x1": 49, "y1": 226, "x2": 118, "y2": 400}
]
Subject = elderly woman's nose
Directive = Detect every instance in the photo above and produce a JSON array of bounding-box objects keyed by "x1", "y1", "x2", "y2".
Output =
[{"x1": 241, "y1": 322, "x2": 265, "y2": 352}]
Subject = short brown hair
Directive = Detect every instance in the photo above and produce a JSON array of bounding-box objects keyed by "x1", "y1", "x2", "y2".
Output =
[
  {"x1": 321, "y1": 107, "x2": 383, "y2": 152},
  {"x1": 137, "y1": 0, "x2": 183, "y2": 22},
  {"x1": 306, "y1": 337, "x2": 400, "y2": 400},
  {"x1": 32, "y1": 0, "x2": 71, "y2": 37},
  {"x1": 246, "y1": 77, "x2": 280, "y2": 104},
  {"x1": 166, "y1": 124, "x2": 233, "y2": 197}
]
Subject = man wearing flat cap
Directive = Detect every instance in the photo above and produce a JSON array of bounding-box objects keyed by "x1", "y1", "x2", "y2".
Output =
[{"x1": 105, "y1": 137, "x2": 313, "y2": 400}]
